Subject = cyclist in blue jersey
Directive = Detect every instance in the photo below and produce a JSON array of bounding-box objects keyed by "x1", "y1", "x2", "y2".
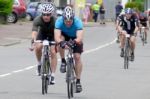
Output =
[{"x1": 55, "y1": 6, "x2": 84, "y2": 93}]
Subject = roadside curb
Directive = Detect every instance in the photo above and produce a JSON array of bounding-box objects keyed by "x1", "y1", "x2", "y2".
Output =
[{"x1": 0, "y1": 38, "x2": 21, "y2": 46}]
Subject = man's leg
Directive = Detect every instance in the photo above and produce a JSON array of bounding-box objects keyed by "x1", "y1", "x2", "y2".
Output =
[
  {"x1": 120, "y1": 31, "x2": 126, "y2": 57},
  {"x1": 74, "y1": 53, "x2": 83, "y2": 93},
  {"x1": 35, "y1": 43, "x2": 43, "y2": 76},
  {"x1": 58, "y1": 36, "x2": 67, "y2": 73},
  {"x1": 144, "y1": 28, "x2": 148, "y2": 43},
  {"x1": 49, "y1": 45, "x2": 57, "y2": 84},
  {"x1": 130, "y1": 35, "x2": 136, "y2": 61}
]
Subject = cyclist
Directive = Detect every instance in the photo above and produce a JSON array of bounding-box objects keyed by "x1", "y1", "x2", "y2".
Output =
[
  {"x1": 31, "y1": 3, "x2": 57, "y2": 84},
  {"x1": 139, "y1": 13, "x2": 149, "y2": 43},
  {"x1": 118, "y1": 8, "x2": 139, "y2": 61},
  {"x1": 55, "y1": 6, "x2": 84, "y2": 93}
]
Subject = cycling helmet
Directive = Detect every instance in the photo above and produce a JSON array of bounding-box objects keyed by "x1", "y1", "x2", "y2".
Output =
[
  {"x1": 41, "y1": 3, "x2": 55, "y2": 14},
  {"x1": 125, "y1": 8, "x2": 133, "y2": 14},
  {"x1": 63, "y1": 6, "x2": 74, "y2": 21}
]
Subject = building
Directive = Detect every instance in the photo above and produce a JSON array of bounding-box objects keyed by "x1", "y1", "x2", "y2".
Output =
[
  {"x1": 86, "y1": 0, "x2": 120, "y2": 20},
  {"x1": 144, "y1": 0, "x2": 150, "y2": 10}
]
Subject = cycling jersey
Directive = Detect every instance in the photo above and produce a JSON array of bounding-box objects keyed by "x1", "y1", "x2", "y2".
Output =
[
  {"x1": 119, "y1": 15, "x2": 138, "y2": 34},
  {"x1": 32, "y1": 16, "x2": 55, "y2": 40},
  {"x1": 117, "y1": 14, "x2": 124, "y2": 26},
  {"x1": 139, "y1": 17, "x2": 148, "y2": 27},
  {"x1": 55, "y1": 16, "x2": 83, "y2": 38}
]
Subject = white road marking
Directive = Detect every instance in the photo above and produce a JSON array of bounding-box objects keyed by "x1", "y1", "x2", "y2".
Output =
[{"x1": 0, "y1": 39, "x2": 116, "y2": 78}]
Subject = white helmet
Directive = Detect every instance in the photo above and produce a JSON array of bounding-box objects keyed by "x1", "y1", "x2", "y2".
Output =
[
  {"x1": 63, "y1": 6, "x2": 74, "y2": 20},
  {"x1": 41, "y1": 3, "x2": 55, "y2": 14}
]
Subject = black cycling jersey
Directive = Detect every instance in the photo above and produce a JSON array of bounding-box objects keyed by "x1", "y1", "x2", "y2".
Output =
[
  {"x1": 32, "y1": 16, "x2": 55, "y2": 39},
  {"x1": 139, "y1": 17, "x2": 148, "y2": 27},
  {"x1": 119, "y1": 15, "x2": 138, "y2": 34},
  {"x1": 117, "y1": 14, "x2": 124, "y2": 26}
]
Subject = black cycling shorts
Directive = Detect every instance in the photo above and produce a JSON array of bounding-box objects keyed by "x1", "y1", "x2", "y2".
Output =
[
  {"x1": 62, "y1": 32, "x2": 83, "y2": 54},
  {"x1": 141, "y1": 23, "x2": 147, "y2": 27},
  {"x1": 124, "y1": 29, "x2": 135, "y2": 36}
]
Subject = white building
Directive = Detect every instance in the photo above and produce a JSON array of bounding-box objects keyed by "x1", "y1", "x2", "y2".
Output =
[{"x1": 145, "y1": 0, "x2": 150, "y2": 10}]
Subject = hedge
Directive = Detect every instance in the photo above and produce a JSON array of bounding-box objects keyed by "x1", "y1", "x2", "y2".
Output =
[
  {"x1": 125, "y1": 2, "x2": 144, "y2": 12},
  {"x1": 0, "y1": 0, "x2": 13, "y2": 15}
]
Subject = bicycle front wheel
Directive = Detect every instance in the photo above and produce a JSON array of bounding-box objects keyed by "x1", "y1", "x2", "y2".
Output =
[
  {"x1": 41, "y1": 58, "x2": 50, "y2": 95},
  {"x1": 124, "y1": 42, "x2": 130, "y2": 69},
  {"x1": 42, "y1": 76, "x2": 46, "y2": 95},
  {"x1": 67, "y1": 80, "x2": 75, "y2": 98},
  {"x1": 142, "y1": 32, "x2": 145, "y2": 46}
]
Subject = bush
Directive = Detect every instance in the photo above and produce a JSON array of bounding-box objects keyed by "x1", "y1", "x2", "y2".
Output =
[
  {"x1": 125, "y1": 2, "x2": 144, "y2": 12},
  {"x1": 0, "y1": 0, "x2": 13, "y2": 15}
]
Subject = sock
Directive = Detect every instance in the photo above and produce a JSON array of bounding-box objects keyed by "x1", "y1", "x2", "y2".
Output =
[
  {"x1": 62, "y1": 58, "x2": 66, "y2": 63},
  {"x1": 38, "y1": 61, "x2": 41, "y2": 66},
  {"x1": 51, "y1": 73, "x2": 55, "y2": 77},
  {"x1": 76, "y1": 79, "x2": 80, "y2": 84}
]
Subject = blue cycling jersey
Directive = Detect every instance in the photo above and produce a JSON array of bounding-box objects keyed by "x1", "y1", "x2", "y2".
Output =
[{"x1": 55, "y1": 16, "x2": 83, "y2": 37}]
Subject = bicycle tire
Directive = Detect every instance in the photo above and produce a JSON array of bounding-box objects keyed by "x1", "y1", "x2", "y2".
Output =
[
  {"x1": 45, "y1": 77, "x2": 49, "y2": 94},
  {"x1": 67, "y1": 80, "x2": 72, "y2": 99},
  {"x1": 142, "y1": 32, "x2": 145, "y2": 46},
  {"x1": 41, "y1": 57, "x2": 50, "y2": 94},
  {"x1": 124, "y1": 39, "x2": 129, "y2": 69},
  {"x1": 42, "y1": 76, "x2": 46, "y2": 95},
  {"x1": 66, "y1": 57, "x2": 75, "y2": 99}
]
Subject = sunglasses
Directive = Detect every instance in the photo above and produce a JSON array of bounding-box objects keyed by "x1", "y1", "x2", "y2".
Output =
[{"x1": 42, "y1": 13, "x2": 51, "y2": 16}]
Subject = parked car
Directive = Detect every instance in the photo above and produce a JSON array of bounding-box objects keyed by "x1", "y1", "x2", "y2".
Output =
[
  {"x1": 26, "y1": 2, "x2": 42, "y2": 21},
  {"x1": 7, "y1": 0, "x2": 26, "y2": 23},
  {"x1": 56, "y1": 7, "x2": 64, "y2": 17},
  {"x1": 26, "y1": 2, "x2": 64, "y2": 21}
]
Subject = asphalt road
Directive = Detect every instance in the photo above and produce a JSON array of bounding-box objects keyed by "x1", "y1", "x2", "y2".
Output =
[{"x1": 0, "y1": 23, "x2": 150, "y2": 99}]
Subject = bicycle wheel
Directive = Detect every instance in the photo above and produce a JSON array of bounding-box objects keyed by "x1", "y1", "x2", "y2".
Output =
[
  {"x1": 67, "y1": 77, "x2": 74, "y2": 98},
  {"x1": 142, "y1": 32, "x2": 145, "y2": 46},
  {"x1": 124, "y1": 41, "x2": 129, "y2": 69},
  {"x1": 66, "y1": 58, "x2": 74, "y2": 99},
  {"x1": 42, "y1": 76, "x2": 46, "y2": 95},
  {"x1": 41, "y1": 58, "x2": 50, "y2": 94}
]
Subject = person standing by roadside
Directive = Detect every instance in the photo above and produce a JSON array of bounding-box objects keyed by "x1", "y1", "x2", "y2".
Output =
[
  {"x1": 92, "y1": 2, "x2": 100, "y2": 22},
  {"x1": 99, "y1": 3, "x2": 106, "y2": 24},
  {"x1": 115, "y1": 1, "x2": 123, "y2": 21},
  {"x1": 82, "y1": 3, "x2": 91, "y2": 24}
]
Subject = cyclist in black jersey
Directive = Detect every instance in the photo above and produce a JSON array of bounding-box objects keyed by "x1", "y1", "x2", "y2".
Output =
[
  {"x1": 139, "y1": 13, "x2": 149, "y2": 43},
  {"x1": 31, "y1": 3, "x2": 57, "y2": 84},
  {"x1": 118, "y1": 8, "x2": 139, "y2": 61}
]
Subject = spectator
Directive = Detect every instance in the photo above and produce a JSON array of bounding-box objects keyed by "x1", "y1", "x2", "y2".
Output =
[
  {"x1": 82, "y1": 3, "x2": 91, "y2": 24},
  {"x1": 92, "y1": 2, "x2": 100, "y2": 22},
  {"x1": 99, "y1": 3, "x2": 106, "y2": 24},
  {"x1": 115, "y1": 1, "x2": 123, "y2": 21}
]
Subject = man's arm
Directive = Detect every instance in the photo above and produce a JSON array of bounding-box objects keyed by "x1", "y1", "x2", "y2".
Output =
[
  {"x1": 75, "y1": 30, "x2": 84, "y2": 43},
  {"x1": 134, "y1": 21, "x2": 139, "y2": 34},
  {"x1": 31, "y1": 31, "x2": 38, "y2": 41},
  {"x1": 54, "y1": 29, "x2": 62, "y2": 43},
  {"x1": 32, "y1": 18, "x2": 39, "y2": 41}
]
